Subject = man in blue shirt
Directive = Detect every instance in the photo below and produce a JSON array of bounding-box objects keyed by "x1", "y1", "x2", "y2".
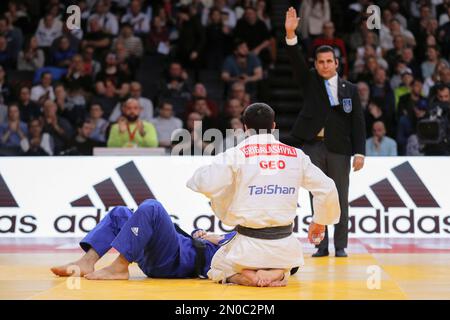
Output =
[
  {"x1": 366, "y1": 121, "x2": 398, "y2": 156},
  {"x1": 0, "y1": 104, "x2": 28, "y2": 155},
  {"x1": 51, "y1": 199, "x2": 236, "y2": 280}
]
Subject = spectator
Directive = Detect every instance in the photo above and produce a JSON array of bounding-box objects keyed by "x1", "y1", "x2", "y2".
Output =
[
  {"x1": 151, "y1": 102, "x2": 183, "y2": 148},
  {"x1": 17, "y1": 36, "x2": 45, "y2": 71},
  {"x1": 423, "y1": 61, "x2": 449, "y2": 96},
  {"x1": 384, "y1": 34, "x2": 406, "y2": 71},
  {"x1": 54, "y1": 84, "x2": 83, "y2": 127},
  {"x1": 35, "y1": 13, "x2": 63, "y2": 49},
  {"x1": 357, "y1": 81, "x2": 370, "y2": 111},
  {"x1": 370, "y1": 68, "x2": 396, "y2": 136},
  {"x1": 175, "y1": 5, "x2": 205, "y2": 81},
  {"x1": 191, "y1": 97, "x2": 219, "y2": 132},
  {"x1": 0, "y1": 65, "x2": 12, "y2": 105},
  {"x1": 92, "y1": 79, "x2": 121, "y2": 120},
  {"x1": 41, "y1": 99, "x2": 73, "y2": 154},
  {"x1": 88, "y1": 103, "x2": 109, "y2": 143},
  {"x1": 366, "y1": 121, "x2": 398, "y2": 156},
  {"x1": 229, "y1": 81, "x2": 251, "y2": 107},
  {"x1": 401, "y1": 47, "x2": 422, "y2": 79},
  {"x1": 204, "y1": 8, "x2": 232, "y2": 70},
  {"x1": 18, "y1": 86, "x2": 41, "y2": 123},
  {"x1": 421, "y1": 46, "x2": 446, "y2": 80},
  {"x1": 173, "y1": 111, "x2": 204, "y2": 155},
  {"x1": 82, "y1": 46, "x2": 101, "y2": 78},
  {"x1": 299, "y1": 0, "x2": 331, "y2": 43},
  {"x1": 186, "y1": 83, "x2": 219, "y2": 119},
  {"x1": 390, "y1": 60, "x2": 408, "y2": 90},
  {"x1": 81, "y1": 17, "x2": 112, "y2": 61},
  {"x1": 147, "y1": 15, "x2": 170, "y2": 55},
  {"x1": 31, "y1": 72, "x2": 55, "y2": 104},
  {"x1": 20, "y1": 118, "x2": 54, "y2": 156},
  {"x1": 157, "y1": 62, "x2": 192, "y2": 119},
  {"x1": 51, "y1": 23, "x2": 82, "y2": 54},
  {"x1": 68, "y1": 119, "x2": 103, "y2": 155},
  {"x1": 379, "y1": 18, "x2": 416, "y2": 51},
  {"x1": 365, "y1": 98, "x2": 389, "y2": 138},
  {"x1": 388, "y1": 1, "x2": 407, "y2": 29},
  {"x1": 234, "y1": 6, "x2": 272, "y2": 68},
  {"x1": 394, "y1": 68, "x2": 415, "y2": 107},
  {"x1": 95, "y1": 53, "x2": 131, "y2": 98},
  {"x1": 113, "y1": 24, "x2": 144, "y2": 58},
  {"x1": 109, "y1": 81, "x2": 154, "y2": 122},
  {"x1": 0, "y1": 14, "x2": 23, "y2": 59},
  {"x1": 221, "y1": 116, "x2": 245, "y2": 151},
  {"x1": 107, "y1": 98, "x2": 158, "y2": 148},
  {"x1": 222, "y1": 39, "x2": 263, "y2": 97},
  {"x1": 397, "y1": 98, "x2": 429, "y2": 155},
  {"x1": 50, "y1": 35, "x2": 76, "y2": 68},
  {"x1": 398, "y1": 79, "x2": 424, "y2": 119},
  {"x1": 64, "y1": 54, "x2": 94, "y2": 101},
  {"x1": 87, "y1": 0, "x2": 119, "y2": 36},
  {"x1": 0, "y1": 102, "x2": 6, "y2": 124},
  {"x1": 311, "y1": 21, "x2": 349, "y2": 78},
  {"x1": 202, "y1": 0, "x2": 237, "y2": 29},
  {"x1": 218, "y1": 98, "x2": 245, "y2": 131},
  {"x1": 0, "y1": 35, "x2": 13, "y2": 69},
  {"x1": 120, "y1": 0, "x2": 150, "y2": 35},
  {"x1": 0, "y1": 103, "x2": 27, "y2": 155}
]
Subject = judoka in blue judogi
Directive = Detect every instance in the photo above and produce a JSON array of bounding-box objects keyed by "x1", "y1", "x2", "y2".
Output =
[{"x1": 51, "y1": 199, "x2": 236, "y2": 280}]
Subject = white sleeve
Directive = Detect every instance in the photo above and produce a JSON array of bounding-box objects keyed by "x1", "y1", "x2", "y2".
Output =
[
  {"x1": 186, "y1": 151, "x2": 235, "y2": 198},
  {"x1": 300, "y1": 153, "x2": 340, "y2": 225},
  {"x1": 286, "y1": 36, "x2": 298, "y2": 46}
]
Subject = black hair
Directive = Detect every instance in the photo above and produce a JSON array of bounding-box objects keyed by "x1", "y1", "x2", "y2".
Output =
[
  {"x1": 315, "y1": 45, "x2": 336, "y2": 61},
  {"x1": 242, "y1": 102, "x2": 275, "y2": 131}
]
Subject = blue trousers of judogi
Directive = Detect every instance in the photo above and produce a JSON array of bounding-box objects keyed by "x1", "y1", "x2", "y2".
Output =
[{"x1": 80, "y1": 199, "x2": 200, "y2": 278}]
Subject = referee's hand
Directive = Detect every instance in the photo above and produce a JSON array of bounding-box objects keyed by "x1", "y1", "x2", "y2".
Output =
[{"x1": 308, "y1": 222, "x2": 325, "y2": 245}]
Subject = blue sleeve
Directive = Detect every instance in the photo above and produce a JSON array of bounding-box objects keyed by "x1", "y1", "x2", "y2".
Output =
[{"x1": 218, "y1": 231, "x2": 237, "y2": 246}]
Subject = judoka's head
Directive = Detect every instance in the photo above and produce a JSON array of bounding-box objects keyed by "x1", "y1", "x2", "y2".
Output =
[{"x1": 243, "y1": 103, "x2": 275, "y2": 133}]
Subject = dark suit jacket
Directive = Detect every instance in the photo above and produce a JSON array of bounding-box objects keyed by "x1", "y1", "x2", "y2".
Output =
[{"x1": 286, "y1": 42, "x2": 366, "y2": 156}]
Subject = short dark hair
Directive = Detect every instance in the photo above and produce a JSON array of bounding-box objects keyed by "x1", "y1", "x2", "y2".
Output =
[
  {"x1": 315, "y1": 45, "x2": 336, "y2": 60},
  {"x1": 243, "y1": 103, "x2": 275, "y2": 131}
]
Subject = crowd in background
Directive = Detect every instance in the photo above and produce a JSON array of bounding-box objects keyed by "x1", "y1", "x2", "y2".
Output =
[{"x1": 0, "y1": 0, "x2": 449, "y2": 156}]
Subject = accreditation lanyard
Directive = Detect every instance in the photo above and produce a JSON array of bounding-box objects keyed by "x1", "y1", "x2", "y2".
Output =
[{"x1": 127, "y1": 123, "x2": 139, "y2": 142}]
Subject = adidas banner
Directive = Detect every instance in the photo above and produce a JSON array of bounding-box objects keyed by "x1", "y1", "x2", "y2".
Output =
[{"x1": 0, "y1": 157, "x2": 449, "y2": 238}]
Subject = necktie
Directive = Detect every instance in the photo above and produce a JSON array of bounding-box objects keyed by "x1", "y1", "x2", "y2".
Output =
[{"x1": 325, "y1": 80, "x2": 336, "y2": 106}]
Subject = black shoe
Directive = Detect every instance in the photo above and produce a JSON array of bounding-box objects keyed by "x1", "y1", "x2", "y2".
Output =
[
  {"x1": 312, "y1": 248, "x2": 329, "y2": 257},
  {"x1": 335, "y1": 248, "x2": 348, "y2": 257}
]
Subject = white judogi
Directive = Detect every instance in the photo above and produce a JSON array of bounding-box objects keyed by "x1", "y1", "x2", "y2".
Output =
[{"x1": 187, "y1": 133, "x2": 340, "y2": 283}]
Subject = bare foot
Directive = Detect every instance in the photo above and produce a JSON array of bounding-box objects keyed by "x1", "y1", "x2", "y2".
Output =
[
  {"x1": 256, "y1": 269, "x2": 285, "y2": 287},
  {"x1": 268, "y1": 278, "x2": 288, "y2": 287},
  {"x1": 240, "y1": 269, "x2": 261, "y2": 286},
  {"x1": 84, "y1": 265, "x2": 129, "y2": 280},
  {"x1": 51, "y1": 248, "x2": 99, "y2": 277},
  {"x1": 84, "y1": 254, "x2": 130, "y2": 280},
  {"x1": 51, "y1": 260, "x2": 94, "y2": 277}
]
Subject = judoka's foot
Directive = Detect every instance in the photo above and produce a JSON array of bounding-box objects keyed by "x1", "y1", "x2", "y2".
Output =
[
  {"x1": 241, "y1": 269, "x2": 259, "y2": 286},
  {"x1": 268, "y1": 278, "x2": 288, "y2": 287},
  {"x1": 84, "y1": 255, "x2": 130, "y2": 280},
  {"x1": 51, "y1": 249, "x2": 99, "y2": 277},
  {"x1": 255, "y1": 269, "x2": 285, "y2": 287}
]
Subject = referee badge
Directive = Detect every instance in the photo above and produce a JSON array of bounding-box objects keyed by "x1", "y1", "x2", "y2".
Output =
[{"x1": 343, "y1": 98, "x2": 352, "y2": 113}]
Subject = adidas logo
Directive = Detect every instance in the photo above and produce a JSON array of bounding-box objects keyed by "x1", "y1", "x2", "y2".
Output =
[
  {"x1": 131, "y1": 227, "x2": 139, "y2": 236},
  {"x1": 70, "y1": 161, "x2": 156, "y2": 209},
  {"x1": 350, "y1": 161, "x2": 439, "y2": 210}
]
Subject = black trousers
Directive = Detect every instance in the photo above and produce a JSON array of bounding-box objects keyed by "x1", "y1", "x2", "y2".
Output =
[{"x1": 300, "y1": 140, "x2": 351, "y2": 250}]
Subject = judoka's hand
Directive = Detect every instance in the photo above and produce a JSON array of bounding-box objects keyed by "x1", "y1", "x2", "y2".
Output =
[
  {"x1": 193, "y1": 230, "x2": 207, "y2": 239},
  {"x1": 308, "y1": 222, "x2": 325, "y2": 245}
]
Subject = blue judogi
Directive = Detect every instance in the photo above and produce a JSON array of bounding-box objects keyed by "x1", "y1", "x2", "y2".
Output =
[{"x1": 80, "y1": 199, "x2": 235, "y2": 278}]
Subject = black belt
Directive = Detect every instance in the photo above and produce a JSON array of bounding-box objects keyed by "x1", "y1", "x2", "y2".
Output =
[{"x1": 235, "y1": 224, "x2": 293, "y2": 240}]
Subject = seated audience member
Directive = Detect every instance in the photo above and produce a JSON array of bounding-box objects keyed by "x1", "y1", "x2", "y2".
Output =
[
  {"x1": 218, "y1": 98, "x2": 245, "y2": 132},
  {"x1": 31, "y1": 72, "x2": 55, "y2": 104},
  {"x1": 41, "y1": 99, "x2": 73, "y2": 154},
  {"x1": 91, "y1": 80, "x2": 121, "y2": 120},
  {"x1": 50, "y1": 35, "x2": 76, "y2": 68},
  {"x1": 0, "y1": 65, "x2": 11, "y2": 104},
  {"x1": 35, "y1": 12, "x2": 63, "y2": 49},
  {"x1": 88, "y1": 104, "x2": 109, "y2": 143},
  {"x1": 81, "y1": 17, "x2": 112, "y2": 60},
  {"x1": 18, "y1": 86, "x2": 42, "y2": 123},
  {"x1": 172, "y1": 111, "x2": 204, "y2": 155},
  {"x1": 229, "y1": 81, "x2": 251, "y2": 107},
  {"x1": 157, "y1": 62, "x2": 192, "y2": 119},
  {"x1": 68, "y1": 119, "x2": 103, "y2": 155},
  {"x1": 366, "y1": 121, "x2": 398, "y2": 156},
  {"x1": 151, "y1": 102, "x2": 183, "y2": 148},
  {"x1": 222, "y1": 39, "x2": 263, "y2": 97},
  {"x1": 107, "y1": 98, "x2": 158, "y2": 148},
  {"x1": 95, "y1": 53, "x2": 131, "y2": 98},
  {"x1": 147, "y1": 15, "x2": 170, "y2": 54},
  {"x1": 82, "y1": 46, "x2": 101, "y2": 78},
  {"x1": 0, "y1": 104, "x2": 27, "y2": 155},
  {"x1": 120, "y1": 0, "x2": 150, "y2": 36},
  {"x1": 20, "y1": 118, "x2": 54, "y2": 156},
  {"x1": 397, "y1": 79, "x2": 424, "y2": 119},
  {"x1": 109, "y1": 81, "x2": 153, "y2": 122},
  {"x1": 221, "y1": 116, "x2": 245, "y2": 151},
  {"x1": 17, "y1": 36, "x2": 45, "y2": 71},
  {"x1": 185, "y1": 83, "x2": 219, "y2": 119},
  {"x1": 113, "y1": 23, "x2": 144, "y2": 59},
  {"x1": 397, "y1": 98, "x2": 429, "y2": 155}
]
